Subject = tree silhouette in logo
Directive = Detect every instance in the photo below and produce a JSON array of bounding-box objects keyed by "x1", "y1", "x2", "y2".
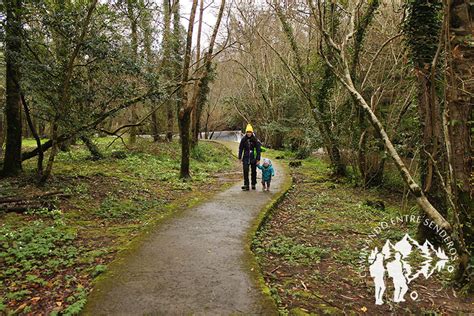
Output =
[{"x1": 368, "y1": 234, "x2": 449, "y2": 305}]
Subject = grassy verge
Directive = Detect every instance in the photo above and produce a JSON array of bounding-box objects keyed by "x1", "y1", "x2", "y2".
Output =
[
  {"x1": 0, "y1": 137, "x2": 239, "y2": 315},
  {"x1": 252, "y1": 155, "x2": 472, "y2": 315},
  {"x1": 243, "y1": 148, "x2": 294, "y2": 314}
]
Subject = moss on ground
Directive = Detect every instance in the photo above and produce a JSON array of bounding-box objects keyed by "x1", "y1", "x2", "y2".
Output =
[
  {"x1": 252, "y1": 155, "x2": 472, "y2": 314},
  {"x1": 0, "y1": 138, "x2": 239, "y2": 315}
]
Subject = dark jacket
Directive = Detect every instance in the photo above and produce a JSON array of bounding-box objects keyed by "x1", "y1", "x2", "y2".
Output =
[{"x1": 238, "y1": 134, "x2": 262, "y2": 165}]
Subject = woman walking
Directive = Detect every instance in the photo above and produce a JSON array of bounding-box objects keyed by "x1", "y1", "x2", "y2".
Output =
[{"x1": 238, "y1": 124, "x2": 262, "y2": 190}]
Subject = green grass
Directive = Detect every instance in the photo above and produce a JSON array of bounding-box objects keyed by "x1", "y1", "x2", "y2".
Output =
[
  {"x1": 16, "y1": 137, "x2": 233, "y2": 188},
  {"x1": 21, "y1": 138, "x2": 48, "y2": 149},
  {"x1": 94, "y1": 195, "x2": 165, "y2": 220},
  {"x1": 1, "y1": 137, "x2": 237, "y2": 315},
  {"x1": 257, "y1": 151, "x2": 468, "y2": 312},
  {"x1": 251, "y1": 153, "x2": 428, "y2": 314},
  {"x1": 254, "y1": 234, "x2": 329, "y2": 265}
]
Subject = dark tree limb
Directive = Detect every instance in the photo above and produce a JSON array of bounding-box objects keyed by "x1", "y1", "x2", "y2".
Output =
[
  {"x1": 0, "y1": 191, "x2": 71, "y2": 213},
  {"x1": 0, "y1": 190, "x2": 68, "y2": 203},
  {"x1": 80, "y1": 136, "x2": 104, "y2": 160},
  {"x1": 21, "y1": 93, "x2": 44, "y2": 178},
  {"x1": 21, "y1": 89, "x2": 162, "y2": 161}
]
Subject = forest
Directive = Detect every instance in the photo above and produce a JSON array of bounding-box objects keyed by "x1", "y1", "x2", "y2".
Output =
[{"x1": 0, "y1": 0, "x2": 472, "y2": 314}]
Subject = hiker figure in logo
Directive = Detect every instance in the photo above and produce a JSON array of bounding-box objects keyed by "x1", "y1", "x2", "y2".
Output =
[
  {"x1": 369, "y1": 252, "x2": 386, "y2": 305},
  {"x1": 387, "y1": 252, "x2": 409, "y2": 302},
  {"x1": 238, "y1": 124, "x2": 262, "y2": 191}
]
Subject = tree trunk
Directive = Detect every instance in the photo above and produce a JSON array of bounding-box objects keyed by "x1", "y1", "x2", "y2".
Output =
[
  {"x1": 178, "y1": 111, "x2": 191, "y2": 178},
  {"x1": 80, "y1": 136, "x2": 103, "y2": 160},
  {"x1": 315, "y1": 64, "x2": 346, "y2": 176},
  {"x1": 177, "y1": 0, "x2": 198, "y2": 179},
  {"x1": 318, "y1": 30, "x2": 451, "y2": 230},
  {"x1": 343, "y1": 70, "x2": 450, "y2": 230},
  {"x1": 127, "y1": 0, "x2": 139, "y2": 145},
  {"x1": 164, "y1": 0, "x2": 175, "y2": 142},
  {"x1": 327, "y1": 142, "x2": 345, "y2": 176},
  {"x1": 204, "y1": 112, "x2": 210, "y2": 139},
  {"x1": 350, "y1": 0, "x2": 381, "y2": 184},
  {"x1": 358, "y1": 130, "x2": 386, "y2": 187},
  {"x1": 22, "y1": 113, "x2": 30, "y2": 139},
  {"x1": 22, "y1": 90, "x2": 157, "y2": 161},
  {"x1": 38, "y1": 120, "x2": 45, "y2": 138},
  {"x1": 416, "y1": 69, "x2": 447, "y2": 244},
  {"x1": 2, "y1": 0, "x2": 23, "y2": 177},
  {"x1": 151, "y1": 111, "x2": 160, "y2": 142},
  {"x1": 273, "y1": 132, "x2": 283, "y2": 149},
  {"x1": 189, "y1": 0, "x2": 225, "y2": 150},
  {"x1": 38, "y1": 0, "x2": 98, "y2": 183},
  {"x1": 191, "y1": 0, "x2": 204, "y2": 148},
  {"x1": 191, "y1": 70, "x2": 212, "y2": 148},
  {"x1": 22, "y1": 94, "x2": 43, "y2": 178},
  {"x1": 445, "y1": 0, "x2": 473, "y2": 286},
  {"x1": 274, "y1": 2, "x2": 346, "y2": 176},
  {"x1": 0, "y1": 112, "x2": 5, "y2": 158},
  {"x1": 403, "y1": 0, "x2": 448, "y2": 246},
  {"x1": 141, "y1": 0, "x2": 160, "y2": 142},
  {"x1": 166, "y1": 109, "x2": 174, "y2": 141},
  {"x1": 40, "y1": 120, "x2": 58, "y2": 184}
]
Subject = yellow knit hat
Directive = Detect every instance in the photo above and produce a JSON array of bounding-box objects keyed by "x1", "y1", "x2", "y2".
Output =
[{"x1": 245, "y1": 123, "x2": 253, "y2": 133}]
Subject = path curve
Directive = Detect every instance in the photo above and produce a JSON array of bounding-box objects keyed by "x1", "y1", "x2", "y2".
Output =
[{"x1": 83, "y1": 141, "x2": 284, "y2": 315}]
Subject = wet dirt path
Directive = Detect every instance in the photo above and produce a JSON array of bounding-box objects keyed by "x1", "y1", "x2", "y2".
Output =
[{"x1": 83, "y1": 141, "x2": 284, "y2": 315}]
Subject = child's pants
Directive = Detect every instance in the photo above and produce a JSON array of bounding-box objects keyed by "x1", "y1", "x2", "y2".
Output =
[
  {"x1": 262, "y1": 179, "x2": 271, "y2": 188},
  {"x1": 243, "y1": 162, "x2": 257, "y2": 186}
]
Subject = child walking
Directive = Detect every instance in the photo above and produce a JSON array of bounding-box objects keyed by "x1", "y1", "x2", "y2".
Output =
[{"x1": 257, "y1": 158, "x2": 275, "y2": 191}]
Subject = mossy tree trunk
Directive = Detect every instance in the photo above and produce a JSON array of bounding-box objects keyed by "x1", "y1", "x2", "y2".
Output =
[
  {"x1": 80, "y1": 136, "x2": 103, "y2": 160},
  {"x1": 2, "y1": 0, "x2": 23, "y2": 177},
  {"x1": 445, "y1": 0, "x2": 473, "y2": 287},
  {"x1": 404, "y1": 0, "x2": 448, "y2": 243},
  {"x1": 273, "y1": 1, "x2": 346, "y2": 176},
  {"x1": 312, "y1": 0, "x2": 451, "y2": 231},
  {"x1": 176, "y1": 0, "x2": 198, "y2": 179},
  {"x1": 40, "y1": 0, "x2": 98, "y2": 183},
  {"x1": 127, "y1": 0, "x2": 139, "y2": 145},
  {"x1": 163, "y1": 0, "x2": 175, "y2": 142},
  {"x1": 190, "y1": 0, "x2": 204, "y2": 148},
  {"x1": 189, "y1": 0, "x2": 225, "y2": 149},
  {"x1": 0, "y1": 113, "x2": 4, "y2": 159},
  {"x1": 348, "y1": 0, "x2": 384, "y2": 187},
  {"x1": 140, "y1": 0, "x2": 160, "y2": 142}
]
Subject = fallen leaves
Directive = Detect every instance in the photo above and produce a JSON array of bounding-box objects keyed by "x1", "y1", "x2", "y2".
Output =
[
  {"x1": 452, "y1": 45, "x2": 463, "y2": 59},
  {"x1": 301, "y1": 280, "x2": 308, "y2": 291},
  {"x1": 14, "y1": 303, "x2": 27, "y2": 313},
  {"x1": 253, "y1": 160, "x2": 473, "y2": 314}
]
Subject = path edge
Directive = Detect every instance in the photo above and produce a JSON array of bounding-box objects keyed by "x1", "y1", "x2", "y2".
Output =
[
  {"x1": 243, "y1": 158, "x2": 293, "y2": 314},
  {"x1": 82, "y1": 141, "x2": 240, "y2": 315}
]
